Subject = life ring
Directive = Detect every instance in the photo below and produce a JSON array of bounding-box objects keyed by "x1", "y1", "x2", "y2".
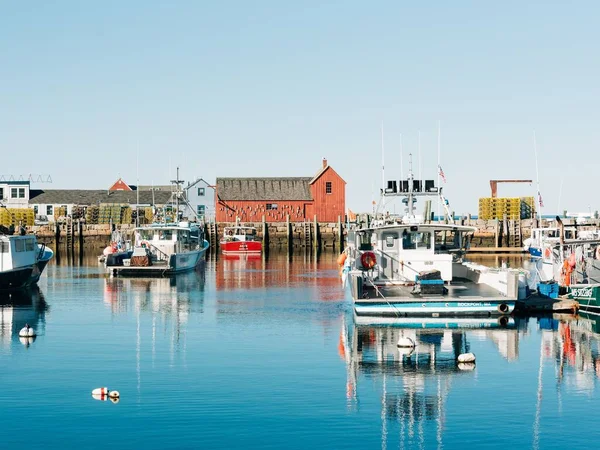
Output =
[
  {"x1": 360, "y1": 251, "x2": 377, "y2": 270},
  {"x1": 595, "y1": 246, "x2": 600, "y2": 260}
]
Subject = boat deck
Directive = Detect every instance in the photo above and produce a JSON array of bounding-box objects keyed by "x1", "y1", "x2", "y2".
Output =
[
  {"x1": 108, "y1": 262, "x2": 175, "y2": 277},
  {"x1": 360, "y1": 278, "x2": 505, "y2": 302}
]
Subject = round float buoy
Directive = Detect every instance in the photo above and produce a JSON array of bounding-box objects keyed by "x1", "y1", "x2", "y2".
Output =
[
  {"x1": 458, "y1": 362, "x2": 476, "y2": 371},
  {"x1": 109, "y1": 396, "x2": 120, "y2": 404},
  {"x1": 18, "y1": 324, "x2": 36, "y2": 338},
  {"x1": 457, "y1": 352, "x2": 476, "y2": 363},
  {"x1": 92, "y1": 387, "x2": 109, "y2": 396},
  {"x1": 397, "y1": 337, "x2": 416, "y2": 348},
  {"x1": 108, "y1": 390, "x2": 120, "y2": 399}
]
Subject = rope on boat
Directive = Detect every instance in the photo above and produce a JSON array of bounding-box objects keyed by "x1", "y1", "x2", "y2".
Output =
[{"x1": 364, "y1": 275, "x2": 403, "y2": 318}]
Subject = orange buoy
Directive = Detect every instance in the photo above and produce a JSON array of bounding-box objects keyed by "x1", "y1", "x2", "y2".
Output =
[{"x1": 337, "y1": 252, "x2": 347, "y2": 266}]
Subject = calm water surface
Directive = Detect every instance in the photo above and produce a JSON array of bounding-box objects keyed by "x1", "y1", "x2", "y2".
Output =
[{"x1": 1, "y1": 252, "x2": 600, "y2": 449}]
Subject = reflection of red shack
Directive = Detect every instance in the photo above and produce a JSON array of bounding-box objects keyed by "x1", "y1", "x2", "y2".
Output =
[
  {"x1": 216, "y1": 159, "x2": 346, "y2": 223},
  {"x1": 214, "y1": 254, "x2": 343, "y2": 294}
]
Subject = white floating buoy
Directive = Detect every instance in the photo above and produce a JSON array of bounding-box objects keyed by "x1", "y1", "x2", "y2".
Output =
[
  {"x1": 108, "y1": 390, "x2": 120, "y2": 399},
  {"x1": 109, "y1": 396, "x2": 120, "y2": 404},
  {"x1": 458, "y1": 362, "x2": 476, "y2": 371},
  {"x1": 19, "y1": 324, "x2": 36, "y2": 338},
  {"x1": 92, "y1": 387, "x2": 109, "y2": 396},
  {"x1": 457, "y1": 352, "x2": 476, "y2": 363},
  {"x1": 397, "y1": 337, "x2": 416, "y2": 348}
]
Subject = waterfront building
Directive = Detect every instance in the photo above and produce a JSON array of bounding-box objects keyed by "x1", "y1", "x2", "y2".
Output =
[
  {"x1": 182, "y1": 178, "x2": 215, "y2": 222},
  {"x1": 216, "y1": 159, "x2": 346, "y2": 223},
  {"x1": 0, "y1": 180, "x2": 31, "y2": 209},
  {"x1": 28, "y1": 189, "x2": 171, "y2": 223}
]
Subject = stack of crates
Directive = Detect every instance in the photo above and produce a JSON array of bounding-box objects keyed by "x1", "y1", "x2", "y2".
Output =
[
  {"x1": 122, "y1": 207, "x2": 133, "y2": 224},
  {"x1": 520, "y1": 197, "x2": 535, "y2": 220},
  {"x1": 97, "y1": 204, "x2": 134, "y2": 224},
  {"x1": 55, "y1": 206, "x2": 67, "y2": 219},
  {"x1": 72, "y1": 206, "x2": 86, "y2": 220},
  {"x1": 0, "y1": 208, "x2": 35, "y2": 227},
  {"x1": 86, "y1": 205, "x2": 99, "y2": 224},
  {"x1": 478, "y1": 197, "x2": 536, "y2": 220},
  {"x1": 144, "y1": 207, "x2": 154, "y2": 223}
]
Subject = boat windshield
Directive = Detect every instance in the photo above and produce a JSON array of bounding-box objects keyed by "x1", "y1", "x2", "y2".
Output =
[{"x1": 401, "y1": 230, "x2": 431, "y2": 250}]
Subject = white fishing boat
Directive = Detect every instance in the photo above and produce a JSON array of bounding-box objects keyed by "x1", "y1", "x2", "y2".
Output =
[
  {"x1": 106, "y1": 169, "x2": 209, "y2": 277},
  {"x1": 343, "y1": 154, "x2": 519, "y2": 318},
  {"x1": 106, "y1": 222, "x2": 209, "y2": 277},
  {"x1": 0, "y1": 230, "x2": 54, "y2": 291}
]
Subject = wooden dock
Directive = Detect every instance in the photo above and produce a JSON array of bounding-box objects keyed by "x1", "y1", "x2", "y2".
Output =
[{"x1": 467, "y1": 247, "x2": 526, "y2": 254}]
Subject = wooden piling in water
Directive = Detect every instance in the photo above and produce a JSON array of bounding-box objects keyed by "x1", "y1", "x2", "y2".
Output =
[
  {"x1": 262, "y1": 215, "x2": 269, "y2": 248},
  {"x1": 337, "y1": 215, "x2": 343, "y2": 252},
  {"x1": 286, "y1": 214, "x2": 292, "y2": 253},
  {"x1": 313, "y1": 214, "x2": 319, "y2": 251}
]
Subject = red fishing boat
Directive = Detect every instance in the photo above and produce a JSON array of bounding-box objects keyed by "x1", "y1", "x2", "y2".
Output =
[{"x1": 220, "y1": 226, "x2": 262, "y2": 255}]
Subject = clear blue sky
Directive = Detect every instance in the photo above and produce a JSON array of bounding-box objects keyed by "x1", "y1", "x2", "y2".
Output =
[{"x1": 2, "y1": 1, "x2": 599, "y2": 215}]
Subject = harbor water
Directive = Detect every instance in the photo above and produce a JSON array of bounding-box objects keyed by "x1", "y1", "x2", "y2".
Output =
[{"x1": 1, "y1": 252, "x2": 600, "y2": 449}]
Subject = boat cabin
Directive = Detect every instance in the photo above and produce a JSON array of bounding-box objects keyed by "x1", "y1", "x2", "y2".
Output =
[
  {"x1": 0, "y1": 235, "x2": 39, "y2": 272},
  {"x1": 222, "y1": 226, "x2": 258, "y2": 242},
  {"x1": 135, "y1": 222, "x2": 201, "y2": 260},
  {"x1": 350, "y1": 224, "x2": 475, "y2": 282}
]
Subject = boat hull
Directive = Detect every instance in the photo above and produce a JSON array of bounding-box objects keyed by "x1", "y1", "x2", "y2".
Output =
[
  {"x1": 353, "y1": 299, "x2": 515, "y2": 317},
  {"x1": 567, "y1": 284, "x2": 600, "y2": 315},
  {"x1": 220, "y1": 240, "x2": 262, "y2": 254},
  {"x1": 353, "y1": 315, "x2": 515, "y2": 328},
  {"x1": 0, "y1": 266, "x2": 35, "y2": 291},
  {"x1": 109, "y1": 240, "x2": 209, "y2": 277}
]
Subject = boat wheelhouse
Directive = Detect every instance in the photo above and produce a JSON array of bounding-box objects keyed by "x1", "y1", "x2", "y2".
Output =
[{"x1": 220, "y1": 225, "x2": 262, "y2": 255}]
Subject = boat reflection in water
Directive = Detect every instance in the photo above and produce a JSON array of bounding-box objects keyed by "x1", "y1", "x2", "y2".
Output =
[
  {"x1": 0, "y1": 286, "x2": 48, "y2": 348},
  {"x1": 103, "y1": 264, "x2": 207, "y2": 315},
  {"x1": 341, "y1": 315, "x2": 519, "y2": 448},
  {"x1": 538, "y1": 312, "x2": 600, "y2": 392}
]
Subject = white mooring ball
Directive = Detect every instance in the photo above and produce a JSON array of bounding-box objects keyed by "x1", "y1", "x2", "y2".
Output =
[
  {"x1": 19, "y1": 324, "x2": 36, "y2": 338},
  {"x1": 397, "y1": 337, "x2": 416, "y2": 348},
  {"x1": 457, "y1": 352, "x2": 476, "y2": 363}
]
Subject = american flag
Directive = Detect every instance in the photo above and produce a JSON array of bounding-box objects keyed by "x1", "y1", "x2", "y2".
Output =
[
  {"x1": 438, "y1": 165, "x2": 447, "y2": 183},
  {"x1": 538, "y1": 191, "x2": 544, "y2": 208}
]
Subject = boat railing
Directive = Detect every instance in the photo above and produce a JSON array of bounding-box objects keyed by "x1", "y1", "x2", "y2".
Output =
[
  {"x1": 147, "y1": 242, "x2": 170, "y2": 261},
  {"x1": 37, "y1": 243, "x2": 46, "y2": 260}
]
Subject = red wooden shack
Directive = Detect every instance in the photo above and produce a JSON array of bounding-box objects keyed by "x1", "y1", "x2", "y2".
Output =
[{"x1": 216, "y1": 159, "x2": 346, "y2": 223}]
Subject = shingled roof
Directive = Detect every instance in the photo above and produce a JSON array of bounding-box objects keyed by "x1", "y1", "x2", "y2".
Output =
[
  {"x1": 216, "y1": 178, "x2": 313, "y2": 201},
  {"x1": 28, "y1": 189, "x2": 174, "y2": 205}
]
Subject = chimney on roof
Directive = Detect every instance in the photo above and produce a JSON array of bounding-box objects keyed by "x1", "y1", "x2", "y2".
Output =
[{"x1": 322, "y1": 157, "x2": 327, "y2": 168}]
